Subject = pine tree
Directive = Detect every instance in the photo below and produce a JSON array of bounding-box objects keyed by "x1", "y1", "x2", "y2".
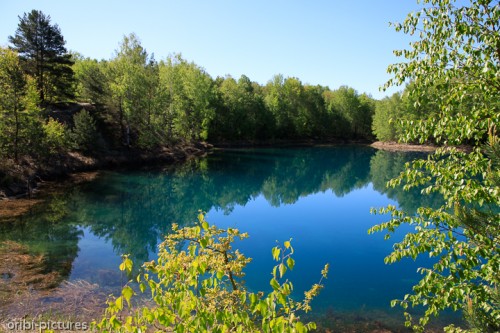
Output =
[
  {"x1": 9, "y1": 9, "x2": 74, "y2": 103},
  {"x1": 70, "y1": 109, "x2": 97, "y2": 152}
]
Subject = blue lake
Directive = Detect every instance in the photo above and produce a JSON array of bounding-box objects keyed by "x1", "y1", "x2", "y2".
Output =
[{"x1": 0, "y1": 146, "x2": 462, "y2": 331}]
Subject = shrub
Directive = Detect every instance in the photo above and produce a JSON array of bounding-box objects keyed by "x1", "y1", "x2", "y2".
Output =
[
  {"x1": 42, "y1": 118, "x2": 69, "y2": 154},
  {"x1": 95, "y1": 213, "x2": 329, "y2": 333},
  {"x1": 70, "y1": 109, "x2": 97, "y2": 152}
]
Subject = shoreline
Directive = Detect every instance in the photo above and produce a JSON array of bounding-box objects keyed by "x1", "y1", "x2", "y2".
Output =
[
  {"x1": 0, "y1": 142, "x2": 212, "y2": 204},
  {"x1": 211, "y1": 138, "x2": 372, "y2": 148},
  {"x1": 370, "y1": 141, "x2": 473, "y2": 153},
  {"x1": 0, "y1": 140, "x2": 450, "y2": 209},
  {"x1": 370, "y1": 141, "x2": 439, "y2": 152}
]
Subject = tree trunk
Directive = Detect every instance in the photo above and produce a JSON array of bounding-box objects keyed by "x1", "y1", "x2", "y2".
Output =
[
  {"x1": 13, "y1": 90, "x2": 20, "y2": 162},
  {"x1": 119, "y1": 98, "x2": 125, "y2": 146}
]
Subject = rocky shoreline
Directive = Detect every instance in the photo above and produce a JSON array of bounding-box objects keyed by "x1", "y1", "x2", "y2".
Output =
[
  {"x1": 0, "y1": 142, "x2": 212, "y2": 201},
  {"x1": 370, "y1": 141, "x2": 439, "y2": 152},
  {"x1": 2, "y1": 140, "x2": 448, "y2": 201},
  {"x1": 370, "y1": 141, "x2": 474, "y2": 153},
  {"x1": 1, "y1": 140, "x2": 456, "y2": 215}
]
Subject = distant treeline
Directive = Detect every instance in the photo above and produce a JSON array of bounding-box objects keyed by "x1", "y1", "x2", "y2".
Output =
[
  {"x1": 1, "y1": 10, "x2": 435, "y2": 162},
  {"x1": 72, "y1": 33, "x2": 376, "y2": 147}
]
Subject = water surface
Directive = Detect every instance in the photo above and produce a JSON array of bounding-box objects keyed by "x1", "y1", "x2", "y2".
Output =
[{"x1": 0, "y1": 146, "x2": 461, "y2": 330}]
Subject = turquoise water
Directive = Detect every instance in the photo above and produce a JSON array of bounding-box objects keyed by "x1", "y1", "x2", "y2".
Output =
[{"x1": 0, "y1": 146, "x2": 461, "y2": 329}]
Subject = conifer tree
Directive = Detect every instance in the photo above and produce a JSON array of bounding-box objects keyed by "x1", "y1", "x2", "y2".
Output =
[{"x1": 9, "y1": 9, "x2": 74, "y2": 103}]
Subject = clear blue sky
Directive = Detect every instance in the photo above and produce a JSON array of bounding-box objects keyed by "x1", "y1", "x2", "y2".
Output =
[{"x1": 0, "y1": 0, "x2": 421, "y2": 99}]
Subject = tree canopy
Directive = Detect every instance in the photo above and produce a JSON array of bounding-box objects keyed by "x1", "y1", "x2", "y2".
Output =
[
  {"x1": 9, "y1": 9, "x2": 74, "y2": 103},
  {"x1": 2, "y1": 10, "x2": 379, "y2": 165},
  {"x1": 370, "y1": 0, "x2": 500, "y2": 331},
  {"x1": 71, "y1": 34, "x2": 377, "y2": 148},
  {"x1": 0, "y1": 47, "x2": 41, "y2": 161}
]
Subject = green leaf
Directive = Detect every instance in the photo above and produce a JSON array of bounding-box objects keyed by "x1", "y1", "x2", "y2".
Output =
[
  {"x1": 119, "y1": 256, "x2": 133, "y2": 273},
  {"x1": 286, "y1": 257, "x2": 295, "y2": 270},
  {"x1": 250, "y1": 293, "x2": 259, "y2": 305},
  {"x1": 306, "y1": 322, "x2": 317, "y2": 330},
  {"x1": 277, "y1": 292, "x2": 287, "y2": 307},
  {"x1": 110, "y1": 315, "x2": 122, "y2": 330},
  {"x1": 295, "y1": 321, "x2": 305, "y2": 333},
  {"x1": 119, "y1": 262, "x2": 126, "y2": 271},
  {"x1": 270, "y1": 278, "x2": 280, "y2": 290},
  {"x1": 259, "y1": 300, "x2": 268, "y2": 316},
  {"x1": 198, "y1": 212, "x2": 204, "y2": 223},
  {"x1": 189, "y1": 244, "x2": 196, "y2": 257},
  {"x1": 272, "y1": 247, "x2": 281, "y2": 261},
  {"x1": 279, "y1": 263, "x2": 287, "y2": 278},
  {"x1": 99, "y1": 213, "x2": 336, "y2": 331},
  {"x1": 198, "y1": 261, "x2": 207, "y2": 275},
  {"x1": 201, "y1": 220, "x2": 209, "y2": 230},
  {"x1": 115, "y1": 296, "x2": 124, "y2": 310},
  {"x1": 122, "y1": 285, "x2": 134, "y2": 306}
]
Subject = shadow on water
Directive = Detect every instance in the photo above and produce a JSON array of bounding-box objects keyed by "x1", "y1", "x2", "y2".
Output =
[{"x1": 0, "y1": 146, "x2": 459, "y2": 331}]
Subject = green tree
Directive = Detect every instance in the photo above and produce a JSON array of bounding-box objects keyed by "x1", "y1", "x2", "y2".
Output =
[
  {"x1": 324, "y1": 86, "x2": 373, "y2": 139},
  {"x1": 107, "y1": 33, "x2": 150, "y2": 147},
  {"x1": 372, "y1": 92, "x2": 404, "y2": 142},
  {"x1": 236, "y1": 75, "x2": 272, "y2": 141},
  {"x1": 157, "y1": 55, "x2": 184, "y2": 142},
  {"x1": 301, "y1": 84, "x2": 330, "y2": 139},
  {"x1": 210, "y1": 75, "x2": 273, "y2": 142},
  {"x1": 9, "y1": 10, "x2": 74, "y2": 103},
  {"x1": 70, "y1": 109, "x2": 98, "y2": 152},
  {"x1": 282, "y1": 77, "x2": 308, "y2": 139},
  {"x1": 159, "y1": 54, "x2": 215, "y2": 141},
  {"x1": 73, "y1": 56, "x2": 109, "y2": 106},
  {"x1": 264, "y1": 74, "x2": 292, "y2": 138},
  {"x1": 264, "y1": 75, "x2": 316, "y2": 140},
  {"x1": 0, "y1": 47, "x2": 41, "y2": 161},
  {"x1": 357, "y1": 93, "x2": 376, "y2": 139},
  {"x1": 95, "y1": 214, "x2": 328, "y2": 333},
  {"x1": 178, "y1": 58, "x2": 215, "y2": 141},
  {"x1": 372, "y1": 82, "x2": 441, "y2": 143},
  {"x1": 210, "y1": 75, "x2": 268, "y2": 141},
  {"x1": 323, "y1": 89, "x2": 350, "y2": 139},
  {"x1": 42, "y1": 117, "x2": 68, "y2": 154},
  {"x1": 369, "y1": 0, "x2": 499, "y2": 331},
  {"x1": 213, "y1": 76, "x2": 245, "y2": 140},
  {"x1": 137, "y1": 56, "x2": 163, "y2": 148}
]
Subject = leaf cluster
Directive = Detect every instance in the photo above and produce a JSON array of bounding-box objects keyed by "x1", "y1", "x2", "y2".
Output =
[
  {"x1": 95, "y1": 213, "x2": 328, "y2": 333},
  {"x1": 371, "y1": 0, "x2": 500, "y2": 331}
]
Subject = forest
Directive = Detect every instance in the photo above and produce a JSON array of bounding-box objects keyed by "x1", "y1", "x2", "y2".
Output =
[{"x1": 0, "y1": 9, "x2": 434, "y2": 170}]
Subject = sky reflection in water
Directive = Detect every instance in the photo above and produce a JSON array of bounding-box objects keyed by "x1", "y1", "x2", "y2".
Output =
[{"x1": 1, "y1": 146, "x2": 460, "y2": 328}]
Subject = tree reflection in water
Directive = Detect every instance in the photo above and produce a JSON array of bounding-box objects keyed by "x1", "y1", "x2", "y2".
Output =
[{"x1": 0, "y1": 146, "x2": 445, "y2": 327}]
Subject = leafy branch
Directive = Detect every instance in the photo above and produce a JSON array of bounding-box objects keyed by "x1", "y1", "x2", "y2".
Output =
[{"x1": 94, "y1": 213, "x2": 328, "y2": 333}]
